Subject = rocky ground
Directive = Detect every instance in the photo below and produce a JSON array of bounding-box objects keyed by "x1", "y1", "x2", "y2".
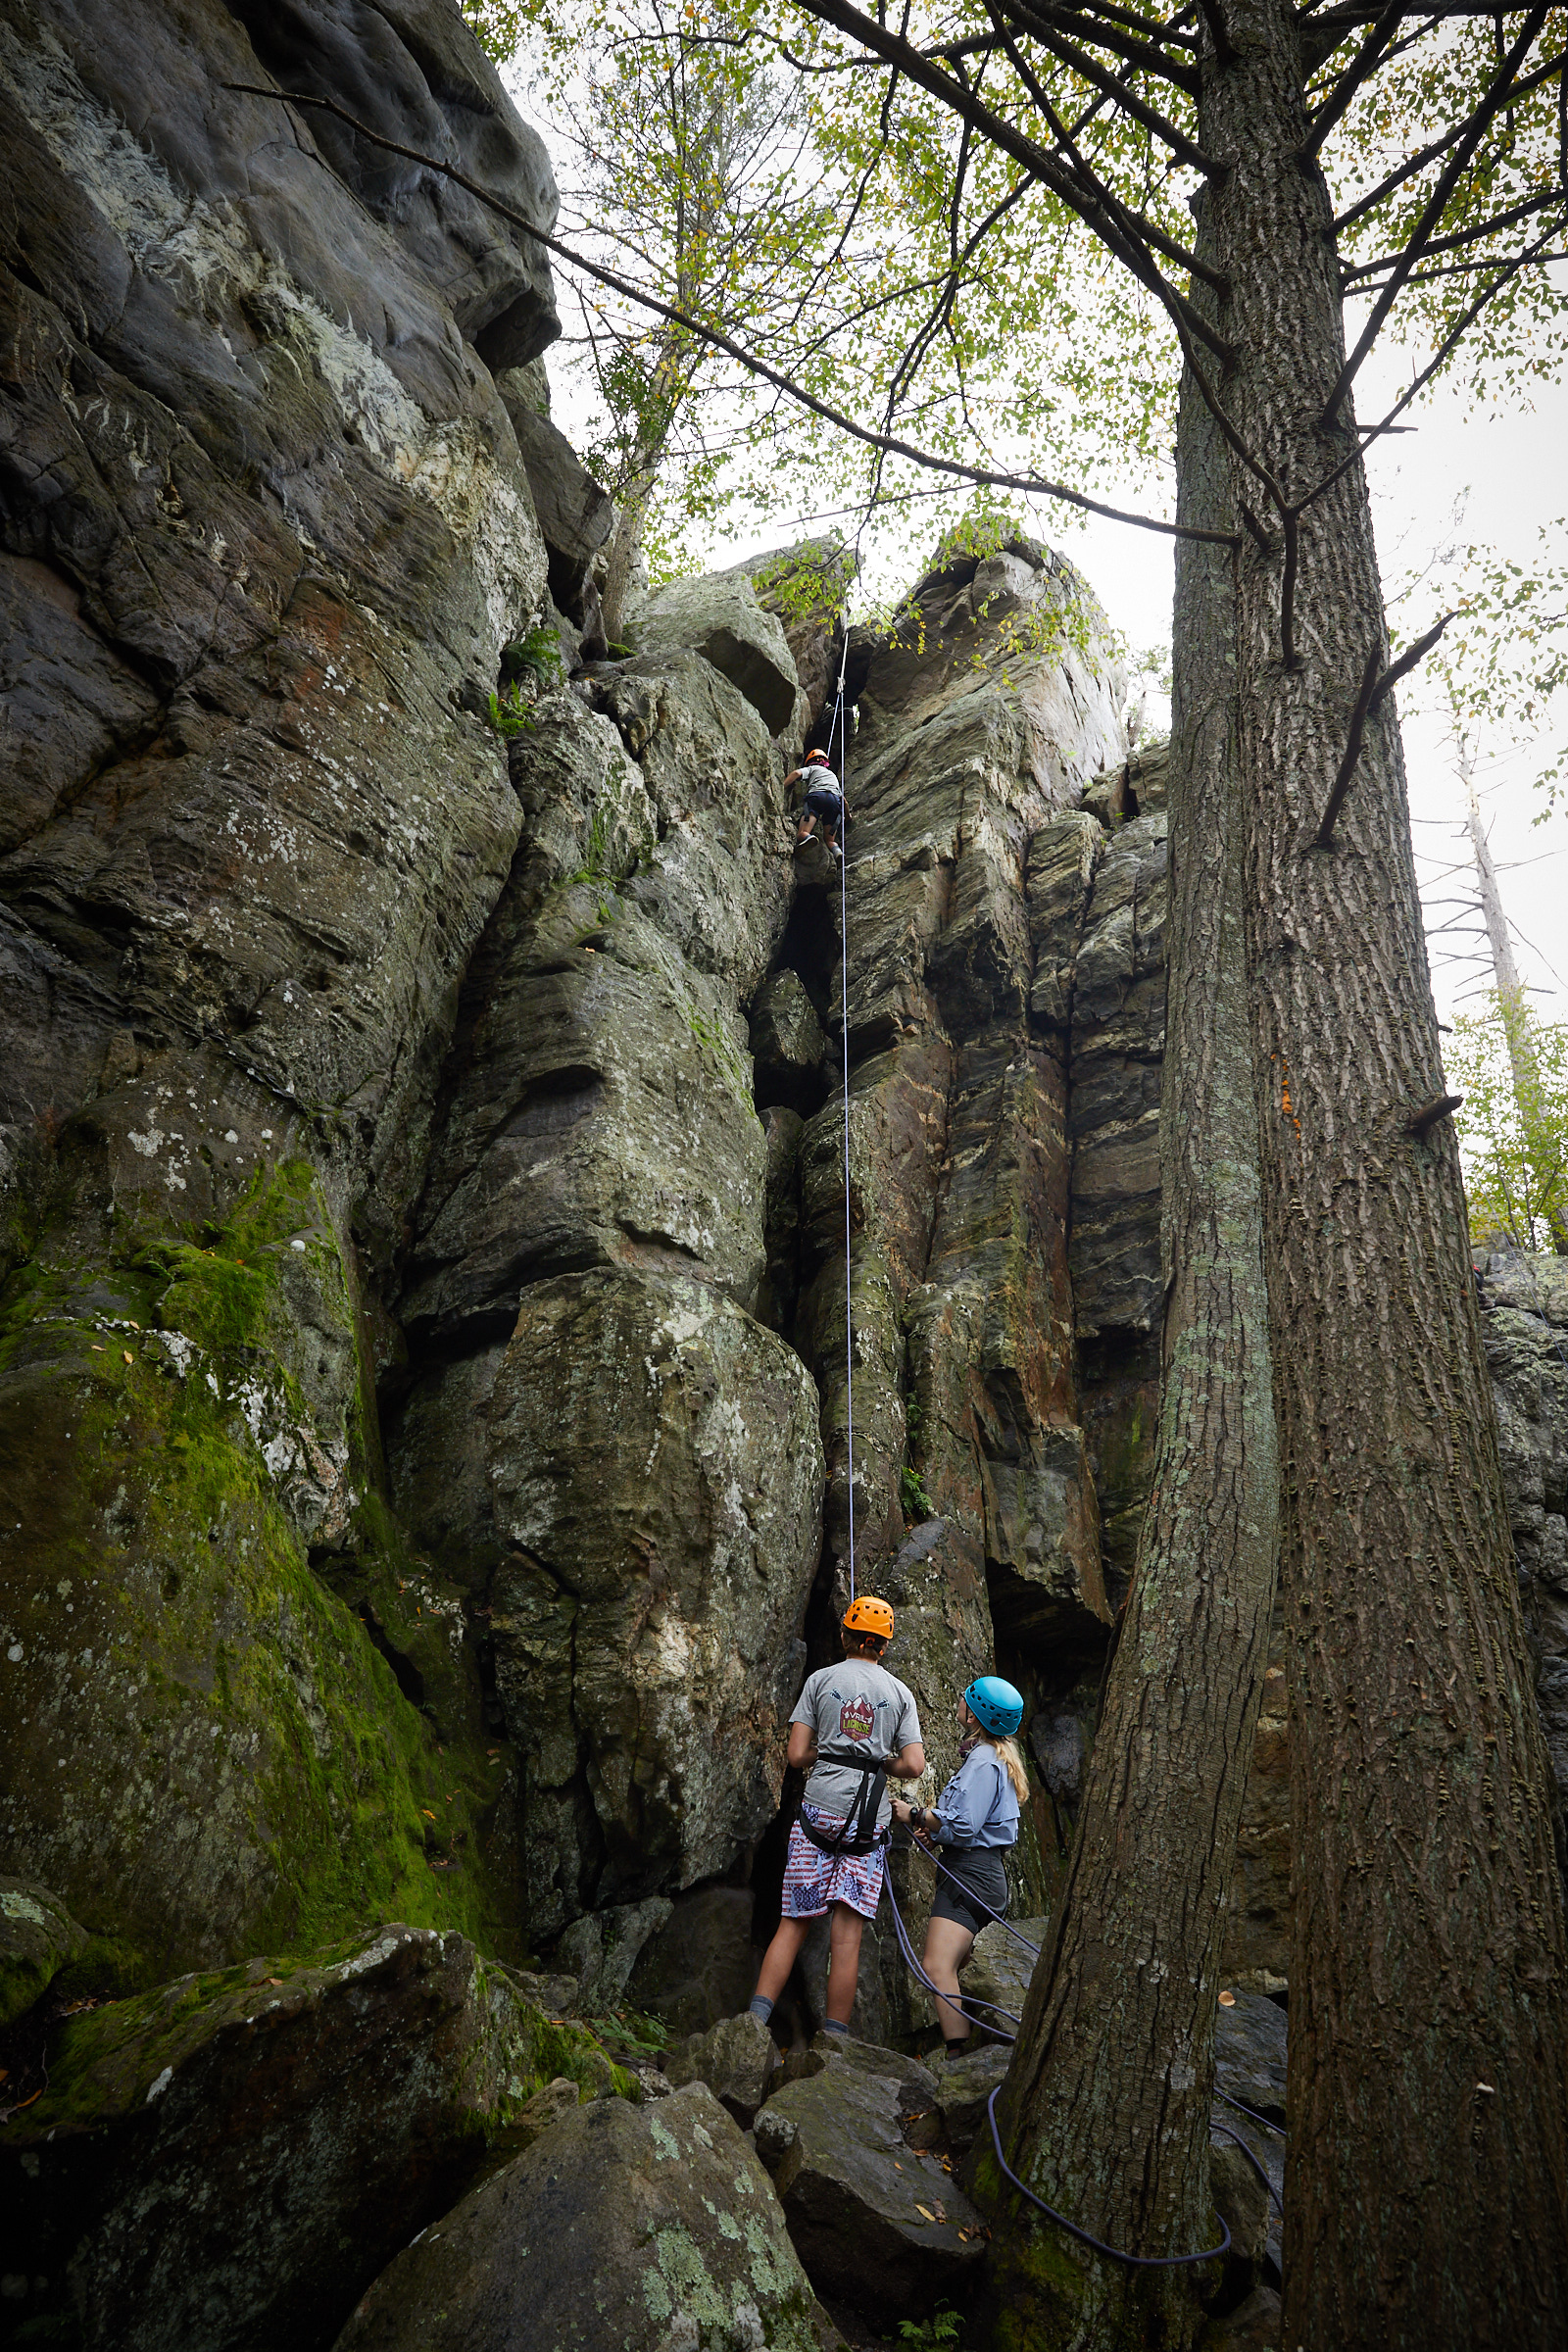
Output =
[{"x1": 2, "y1": 4, "x2": 1564, "y2": 2348}]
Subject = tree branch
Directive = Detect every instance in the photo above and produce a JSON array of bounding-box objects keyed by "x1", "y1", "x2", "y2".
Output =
[
  {"x1": 1314, "y1": 641, "x2": 1386, "y2": 846},
  {"x1": 1298, "y1": 223, "x2": 1558, "y2": 518},
  {"x1": 1300, "y1": 0, "x2": 1404, "y2": 161},
  {"x1": 1320, "y1": 5, "x2": 1550, "y2": 422},
  {"x1": 223, "y1": 81, "x2": 1241, "y2": 547},
  {"x1": 1194, "y1": 0, "x2": 1238, "y2": 67},
  {"x1": 787, "y1": 0, "x2": 1234, "y2": 311},
  {"x1": 996, "y1": 0, "x2": 1203, "y2": 103},
  {"x1": 1313, "y1": 613, "x2": 1454, "y2": 846},
  {"x1": 979, "y1": 1, "x2": 1237, "y2": 344},
  {"x1": 1333, "y1": 47, "x2": 1564, "y2": 231},
  {"x1": 1342, "y1": 187, "x2": 1565, "y2": 279}
]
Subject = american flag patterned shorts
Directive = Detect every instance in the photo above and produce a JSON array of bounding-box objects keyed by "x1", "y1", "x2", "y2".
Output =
[{"x1": 780, "y1": 1803, "x2": 887, "y2": 1921}]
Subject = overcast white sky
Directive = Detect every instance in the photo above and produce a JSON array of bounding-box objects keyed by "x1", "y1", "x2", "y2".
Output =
[{"x1": 1066, "y1": 346, "x2": 1568, "y2": 1036}]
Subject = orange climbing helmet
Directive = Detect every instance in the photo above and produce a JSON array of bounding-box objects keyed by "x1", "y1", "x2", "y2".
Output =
[
  {"x1": 805, "y1": 746, "x2": 832, "y2": 764},
  {"x1": 842, "y1": 1594, "x2": 895, "y2": 1641}
]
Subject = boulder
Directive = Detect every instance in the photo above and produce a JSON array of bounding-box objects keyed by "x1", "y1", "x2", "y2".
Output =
[
  {"x1": 1199, "y1": 2285, "x2": 1283, "y2": 2352},
  {"x1": 553, "y1": 1897, "x2": 673, "y2": 2014},
  {"x1": 626, "y1": 574, "x2": 801, "y2": 736},
  {"x1": 1207, "y1": 2132, "x2": 1273, "y2": 2273},
  {"x1": 929, "y1": 2040, "x2": 1010, "y2": 2155},
  {"x1": 663, "y1": 2010, "x2": 782, "y2": 2126},
  {"x1": 959, "y1": 1915, "x2": 1047, "y2": 2027},
  {"x1": 331, "y1": 2080, "x2": 832, "y2": 2352},
  {"x1": 0, "y1": 1878, "x2": 86, "y2": 2027},
  {"x1": 760, "y1": 2052, "x2": 985, "y2": 2319},
  {"x1": 487, "y1": 1268, "x2": 824, "y2": 1935},
  {"x1": 753, "y1": 969, "x2": 829, "y2": 1112},
  {"x1": 625, "y1": 1885, "x2": 760, "y2": 2039},
  {"x1": 0, "y1": 1924, "x2": 627, "y2": 2352}
]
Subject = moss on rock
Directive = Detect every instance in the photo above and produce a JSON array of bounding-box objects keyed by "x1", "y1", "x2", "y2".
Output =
[{"x1": 0, "y1": 1166, "x2": 516, "y2": 1977}]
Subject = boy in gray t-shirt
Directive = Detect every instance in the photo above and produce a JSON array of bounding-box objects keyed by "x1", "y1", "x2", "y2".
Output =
[
  {"x1": 792, "y1": 1657, "x2": 921, "y2": 1834},
  {"x1": 747, "y1": 1597, "x2": 924, "y2": 2040}
]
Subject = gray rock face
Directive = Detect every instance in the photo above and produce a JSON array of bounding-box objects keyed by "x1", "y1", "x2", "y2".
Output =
[
  {"x1": 929, "y1": 2039, "x2": 1010, "y2": 2154},
  {"x1": 331, "y1": 2081, "x2": 831, "y2": 2352},
  {"x1": 625, "y1": 1886, "x2": 760, "y2": 2040},
  {"x1": 663, "y1": 2010, "x2": 783, "y2": 2126},
  {"x1": 487, "y1": 1268, "x2": 824, "y2": 1937},
  {"x1": 1476, "y1": 1250, "x2": 1568, "y2": 1804},
  {"x1": 495, "y1": 380, "x2": 614, "y2": 613},
  {"x1": 627, "y1": 571, "x2": 802, "y2": 736},
  {"x1": 0, "y1": 0, "x2": 568, "y2": 1974},
  {"x1": 753, "y1": 968, "x2": 829, "y2": 1112},
  {"x1": 0, "y1": 0, "x2": 555, "y2": 1235},
  {"x1": 0, "y1": 1923, "x2": 624, "y2": 2352},
  {"x1": 1214, "y1": 1990, "x2": 1288, "y2": 2126},
  {"x1": 958, "y1": 1914, "x2": 1046, "y2": 2026},
  {"x1": 760, "y1": 2050, "x2": 984, "y2": 2319},
  {"x1": 0, "y1": 1877, "x2": 86, "y2": 2026},
  {"x1": 1063, "y1": 809, "x2": 1168, "y2": 1341}
]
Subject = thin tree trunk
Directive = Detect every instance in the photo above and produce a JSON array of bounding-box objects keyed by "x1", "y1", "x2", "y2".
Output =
[
  {"x1": 1460, "y1": 755, "x2": 1568, "y2": 1252},
  {"x1": 974, "y1": 223, "x2": 1279, "y2": 2351},
  {"x1": 1200, "y1": 5, "x2": 1568, "y2": 2340}
]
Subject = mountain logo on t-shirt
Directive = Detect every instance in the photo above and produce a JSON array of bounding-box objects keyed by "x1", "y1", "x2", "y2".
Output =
[{"x1": 839, "y1": 1693, "x2": 876, "y2": 1744}]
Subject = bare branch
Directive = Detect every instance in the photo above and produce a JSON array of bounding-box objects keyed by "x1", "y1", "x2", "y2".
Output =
[
  {"x1": 1333, "y1": 47, "x2": 1565, "y2": 231},
  {"x1": 223, "y1": 81, "x2": 1240, "y2": 547},
  {"x1": 784, "y1": 0, "x2": 1234, "y2": 315},
  {"x1": 1300, "y1": 1, "x2": 1404, "y2": 160},
  {"x1": 1407, "y1": 1092, "x2": 1464, "y2": 1136},
  {"x1": 994, "y1": 0, "x2": 1202, "y2": 100},
  {"x1": 1321, "y1": 5, "x2": 1551, "y2": 421},
  {"x1": 1193, "y1": 0, "x2": 1238, "y2": 67},
  {"x1": 1342, "y1": 187, "x2": 1565, "y2": 279},
  {"x1": 1314, "y1": 641, "x2": 1386, "y2": 846},
  {"x1": 1314, "y1": 612, "x2": 1454, "y2": 846}
]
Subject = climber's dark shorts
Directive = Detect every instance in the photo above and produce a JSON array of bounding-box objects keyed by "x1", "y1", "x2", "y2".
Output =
[
  {"x1": 804, "y1": 785, "x2": 843, "y2": 824},
  {"x1": 929, "y1": 1845, "x2": 1009, "y2": 1939}
]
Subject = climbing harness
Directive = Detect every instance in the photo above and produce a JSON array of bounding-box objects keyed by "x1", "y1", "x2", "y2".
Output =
[
  {"x1": 797, "y1": 1752, "x2": 888, "y2": 1858},
  {"x1": 822, "y1": 629, "x2": 857, "y2": 1602}
]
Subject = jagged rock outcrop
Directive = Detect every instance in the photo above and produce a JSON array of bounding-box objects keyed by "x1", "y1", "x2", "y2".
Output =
[{"x1": 0, "y1": 0, "x2": 570, "y2": 1973}]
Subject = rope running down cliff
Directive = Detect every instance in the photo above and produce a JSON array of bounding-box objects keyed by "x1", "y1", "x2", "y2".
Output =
[{"x1": 825, "y1": 633, "x2": 856, "y2": 1603}]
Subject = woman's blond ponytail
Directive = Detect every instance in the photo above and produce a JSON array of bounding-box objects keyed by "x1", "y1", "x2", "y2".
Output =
[{"x1": 984, "y1": 1731, "x2": 1030, "y2": 1804}]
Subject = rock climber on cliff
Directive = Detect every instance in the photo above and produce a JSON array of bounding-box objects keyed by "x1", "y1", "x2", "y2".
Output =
[
  {"x1": 788, "y1": 745, "x2": 849, "y2": 861},
  {"x1": 891, "y1": 1675, "x2": 1026, "y2": 2056},
  {"x1": 748, "y1": 1596, "x2": 923, "y2": 2040}
]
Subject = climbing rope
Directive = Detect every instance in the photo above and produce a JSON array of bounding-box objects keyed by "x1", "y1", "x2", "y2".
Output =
[
  {"x1": 877, "y1": 1841, "x2": 1271, "y2": 2263},
  {"x1": 824, "y1": 630, "x2": 856, "y2": 1601},
  {"x1": 895, "y1": 1835, "x2": 1287, "y2": 2146}
]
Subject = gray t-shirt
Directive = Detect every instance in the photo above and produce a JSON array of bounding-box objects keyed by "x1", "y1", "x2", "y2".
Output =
[{"x1": 791, "y1": 1660, "x2": 921, "y2": 1831}]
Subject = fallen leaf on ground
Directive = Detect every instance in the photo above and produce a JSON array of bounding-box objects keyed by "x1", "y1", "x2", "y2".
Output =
[
  {"x1": 1218, "y1": 1990, "x2": 1236, "y2": 2006},
  {"x1": 122, "y1": 1349, "x2": 133, "y2": 1363},
  {"x1": 915, "y1": 2204, "x2": 935, "y2": 2222},
  {"x1": 420, "y1": 1808, "x2": 437, "y2": 1821}
]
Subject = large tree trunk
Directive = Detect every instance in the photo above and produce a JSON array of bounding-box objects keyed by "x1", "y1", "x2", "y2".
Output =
[
  {"x1": 974, "y1": 228, "x2": 1279, "y2": 2351},
  {"x1": 1200, "y1": 5, "x2": 1568, "y2": 2340}
]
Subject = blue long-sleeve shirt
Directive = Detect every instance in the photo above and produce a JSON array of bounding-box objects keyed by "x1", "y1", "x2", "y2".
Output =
[{"x1": 923, "y1": 1742, "x2": 1019, "y2": 1850}]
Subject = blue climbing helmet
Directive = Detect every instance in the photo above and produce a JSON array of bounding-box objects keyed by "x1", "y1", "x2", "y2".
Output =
[{"x1": 963, "y1": 1675, "x2": 1024, "y2": 1738}]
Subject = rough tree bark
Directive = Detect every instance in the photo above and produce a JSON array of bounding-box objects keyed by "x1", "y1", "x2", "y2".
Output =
[
  {"x1": 1200, "y1": 4, "x2": 1568, "y2": 2341},
  {"x1": 974, "y1": 236, "x2": 1279, "y2": 2350}
]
